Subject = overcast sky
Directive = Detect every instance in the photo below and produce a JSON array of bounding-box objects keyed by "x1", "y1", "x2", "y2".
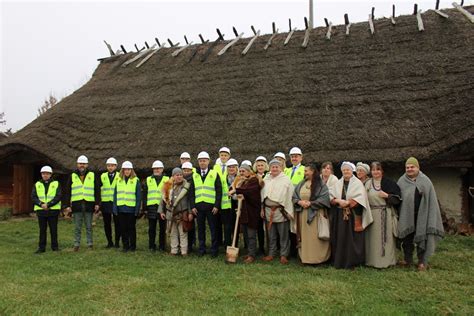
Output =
[{"x1": 1, "y1": 0, "x2": 472, "y2": 132}]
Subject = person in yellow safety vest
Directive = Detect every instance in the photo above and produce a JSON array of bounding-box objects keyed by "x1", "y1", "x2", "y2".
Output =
[
  {"x1": 218, "y1": 158, "x2": 237, "y2": 247},
  {"x1": 284, "y1": 147, "x2": 305, "y2": 185},
  {"x1": 143, "y1": 160, "x2": 169, "y2": 251},
  {"x1": 31, "y1": 166, "x2": 62, "y2": 254},
  {"x1": 99, "y1": 157, "x2": 120, "y2": 248},
  {"x1": 181, "y1": 161, "x2": 196, "y2": 253},
  {"x1": 213, "y1": 147, "x2": 231, "y2": 247},
  {"x1": 113, "y1": 161, "x2": 141, "y2": 252},
  {"x1": 189, "y1": 151, "x2": 222, "y2": 257},
  {"x1": 180, "y1": 152, "x2": 196, "y2": 173},
  {"x1": 284, "y1": 147, "x2": 305, "y2": 259},
  {"x1": 63, "y1": 155, "x2": 100, "y2": 252}
]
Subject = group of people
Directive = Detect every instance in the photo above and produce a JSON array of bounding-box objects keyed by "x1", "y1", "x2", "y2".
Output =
[{"x1": 32, "y1": 147, "x2": 445, "y2": 271}]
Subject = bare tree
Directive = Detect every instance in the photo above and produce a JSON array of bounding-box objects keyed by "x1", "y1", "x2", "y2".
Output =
[
  {"x1": 37, "y1": 93, "x2": 59, "y2": 117},
  {"x1": 0, "y1": 112, "x2": 5, "y2": 126}
]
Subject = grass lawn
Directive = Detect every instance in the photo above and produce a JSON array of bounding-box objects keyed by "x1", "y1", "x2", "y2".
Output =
[{"x1": 0, "y1": 217, "x2": 473, "y2": 315}]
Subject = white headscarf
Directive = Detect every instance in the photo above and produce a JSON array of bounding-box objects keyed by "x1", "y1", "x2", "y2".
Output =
[{"x1": 341, "y1": 161, "x2": 356, "y2": 172}]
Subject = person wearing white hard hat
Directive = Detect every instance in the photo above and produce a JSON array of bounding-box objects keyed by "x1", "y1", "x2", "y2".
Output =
[
  {"x1": 31, "y1": 166, "x2": 62, "y2": 253},
  {"x1": 212, "y1": 147, "x2": 232, "y2": 248},
  {"x1": 181, "y1": 161, "x2": 197, "y2": 253},
  {"x1": 179, "y1": 152, "x2": 196, "y2": 173},
  {"x1": 329, "y1": 161, "x2": 372, "y2": 269},
  {"x1": 63, "y1": 155, "x2": 100, "y2": 252},
  {"x1": 98, "y1": 157, "x2": 121, "y2": 248},
  {"x1": 143, "y1": 160, "x2": 169, "y2": 252},
  {"x1": 113, "y1": 161, "x2": 141, "y2": 252},
  {"x1": 284, "y1": 147, "x2": 305, "y2": 186},
  {"x1": 273, "y1": 152, "x2": 286, "y2": 169},
  {"x1": 252, "y1": 156, "x2": 269, "y2": 255},
  {"x1": 189, "y1": 151, "x2": 222, "y2": 257},
  {"x1": 253, "y1": 156, "x2": 269, "y2": 179}
]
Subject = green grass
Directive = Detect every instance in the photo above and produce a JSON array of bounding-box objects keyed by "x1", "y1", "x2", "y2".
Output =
[{"x1": 0, "y1": 217, "x2": 473, "y2": 315}]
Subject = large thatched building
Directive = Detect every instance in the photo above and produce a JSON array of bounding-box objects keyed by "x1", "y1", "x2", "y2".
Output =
[{"x1": 0, "y1": 6, "x2": 473, "y2": 223}]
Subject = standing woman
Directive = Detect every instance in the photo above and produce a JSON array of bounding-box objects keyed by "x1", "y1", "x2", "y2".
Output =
[
  {"x1": 320, "y1": 162, "x2": 338, "y2": 190},
  {"x1": 292, "y1": 163, "x2": 331, "y2": 264},
  {"x1": 356, "y1": 162, "x2": 371, "y2": 185},
  {"x1": 113, "y1": 161, "x2": 141, "y2": 252},
  {"x1": 253, "y1": 156, "x2": 269, "y2": 179},
  {"x1": 253, "y1": 156, "x2": 268, "y2": 254},
  {"x1": 235, "y1": 164, "x2": 264, "y2": 263},
  {"x1": 329, "y1": 162, "x2": 373, "y2": 269},
  {"x1": 365, "y1": 162, "x2": 401, "y2": 268}
]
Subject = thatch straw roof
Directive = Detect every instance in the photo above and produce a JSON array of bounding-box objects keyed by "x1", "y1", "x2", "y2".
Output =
[{"x1": 1, "y1": 6, "x2": 473, "y2": 171}]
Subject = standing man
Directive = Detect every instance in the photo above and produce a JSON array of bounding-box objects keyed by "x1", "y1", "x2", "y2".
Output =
[
  {"x1": 397, "y1": 157, "x2": 444, "y2": 271},
  {"x1": 63, "y1": 155, "x2": 100, "y2": 251},
  {"x1": 143, "y1": 160, "x2": 169, "y2": 251},
  {"x1": 213, "y1": 147, "x2": 232, "y2": 247},
  {"x1": 261, "y1": 159, "x2": 295, "y2": 264},
  {"x1": 284, "y1": 147, "x2": 305, "y2": 185},
  {"x1": 99, "y1": 157, "x2": 120, "y2": 248},
  {"x1": 32, "y1": 166, "x2": 62, "y2": 253},
  {"x1": 189, "y1": 151, "x2": 222, "y2": 257}
]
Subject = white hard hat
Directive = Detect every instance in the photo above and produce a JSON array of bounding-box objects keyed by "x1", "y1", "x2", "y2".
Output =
[
  {"x1": 226, "y1": 158, "x2": 239, "y2": 167},
  {"x1": 255, "y1": 156, "x2": 267, "y2": 163},
  {"x1": 40, "y1": 166, "x2": 53, "y2": 173},
  {"x1": 289, "y1": 147, "x2": 303, "y2": 155},
  {"x1": 77, "y1": 155, "x2": 88, "y2": 164},
  {"x1": 274, "y1": 152, "x2": 286, "y2": 160},
  {"x1": 197, "y1": 151, "x2": 210, "y2": 160},
  {"x1": 121, "y1": 161, "x2": 133, "y2": 169},
  {"x1": 181, "y1": 162, "x2": 193, "y2": 170},
  {"x1": 106, "y1": 157, "x2": 117, "y2": 165},
  {"x1": 180, "y1": 152, "x2": 191, "y2": 159},
  {"x1": 241, "y1": 160, "x2": 252, "y2": 167},
  {"x1": 219, "y1": 147, "x2": 231, "y2": 154},
  {"x1": 152, "y1": 160, "x2": 164, "y2": 169}
]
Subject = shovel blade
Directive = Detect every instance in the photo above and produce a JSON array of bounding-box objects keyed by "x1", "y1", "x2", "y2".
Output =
[{"x1": 225, "y1": 246, "x2": 239, "y2": 263}]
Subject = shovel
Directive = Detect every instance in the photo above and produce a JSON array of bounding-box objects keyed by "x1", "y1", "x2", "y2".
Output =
[{"x1": 225, "y1": 197, "x2": 243, "y2": 263}]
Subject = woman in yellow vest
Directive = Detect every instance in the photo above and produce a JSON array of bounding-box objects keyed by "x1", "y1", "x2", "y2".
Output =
[
  {"x1": 113, "y1": 161, "x2": 141, "y2": 252},
  {"x1": 31, "y1": 166, "x2": 62, "y2": 253},
  {"x1": 143, "y1": 160, "x2": 169, "y2": 251}
]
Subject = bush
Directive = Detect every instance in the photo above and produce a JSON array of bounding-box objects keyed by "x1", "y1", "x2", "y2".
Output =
[{"x1": 0, "y1": 207, "x2": 12, "y2": 221}]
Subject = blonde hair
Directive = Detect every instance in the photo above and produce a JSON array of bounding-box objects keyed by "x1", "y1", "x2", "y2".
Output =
[
  {"x1": 119, "y1": 168, "x2": 137, "y2": 179},
  {"x1": 253, "y1": 160, "x2": 269, "y2": 173}
]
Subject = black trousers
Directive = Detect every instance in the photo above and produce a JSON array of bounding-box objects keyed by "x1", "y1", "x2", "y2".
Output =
[
  {"x1": 257, "y1": 216, "x2": 265, "y2": 254},
  {"x1": 196, "y1": 203, "x2": 218, "y2": 255},
  {"x1": 148, "y1": 216, "x2": 166, "y2": 250},
  {"x1": 220, "y1": 209, "x2": 235, "y2": 247},
  {"x1": 215, "y1": 211, "x2": 223, "y2": 246},
  {"x1": 118, "y1": 213, "x2": 136, "y2": 250},
  {"x1": 402, "y1": 232, "x2": 426, "y2": 264},
  {"x1": 187, "y1": 219, "x2": 196, "y2": 252},
  {"x1": 38, "y1": 215, "x2": 59, "y2": 250},
  {"x1": 103, "y1": 212, "x2": 120, "y2": 246}
]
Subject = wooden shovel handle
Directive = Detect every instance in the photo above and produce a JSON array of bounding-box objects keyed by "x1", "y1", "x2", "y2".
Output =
[{"x1": 231, "y1": 198, "x2": 243, "y2": 248}]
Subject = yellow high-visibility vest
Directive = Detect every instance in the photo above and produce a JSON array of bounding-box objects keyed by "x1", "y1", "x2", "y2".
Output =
[
  {"x1": 100, "y1": 172, "x2": 119, "y2": 202},
  {"x1": 116, "y1": 176, "x2": 139, "y2": 207},
  {"x1": 146, "y1": 175, "x2": 169, "y2": 206},
  {"x1": 284, "y1": 165, "x2": 305, "y2": 185},
  {"x1": 193, "y1": 170, "x2": 217, "y2": 205},
  {"x1": 71, "y1": 172, "x2": 95, "y2": 202},
  {"x1": 34, "y1": 181, "x2": 61, "y2": 211}
]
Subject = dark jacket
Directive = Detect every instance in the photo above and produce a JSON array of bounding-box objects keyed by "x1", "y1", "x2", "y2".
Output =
[
  {"x1": 62, "y1": 169, "x2": 100, "y2": 212},
  {"x1": 31, "y1": 179, "x2": 62, "y2": 217},
  {"x1": 189, "y1": 167, "x2": 222, "y2": 209},
  {"x1": 235, "y1": 175, "x2": 263, "y2": 229},
  {"x1": 113, "y1": 176, "x2": 142, "y2": 216}
]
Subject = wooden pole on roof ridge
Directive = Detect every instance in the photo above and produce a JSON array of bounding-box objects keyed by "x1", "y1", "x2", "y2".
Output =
[
  {"x1": 264, "y1": 22, "x2": 279, "y2": 50},
  {"x1": 368, "y1": 8, "x2": 375, "y2": 35},
  {"x1": 414, "y1": 4, "x2": 425, "y2": 32},
  {"x1": 345, "y1": 13, "x2": 351, "y2": 35},
  {"x1": 103, "y1": 40, "x2": 115, "y2": 56},
  {"x1": 284, "y1": 18, "x2": 297, "y2": 46},
  {"x1": 452, "y1": 2, "x2": 474, "y2": 23},
  {"x1": 242, "y1": 26, "x2": 260, "y2": 55},
  {"x1": 201, "y1": 29, "x2": 224, "y2": 62},
  {"x1": 434, "y1": 0, "x2": 449, "y2": 18},
  {"x1": 218, "y1": 27, "x2": 244, "y2": 56},
  {"x1": 136, "y1": 43, "x2": 166, "y2": 68},
  {"x1": 391, "y1": 4, "x2": 397, "y2": 25},
  {"x1": 302, "y1": 17, "x2": 311, "y2": 47}
]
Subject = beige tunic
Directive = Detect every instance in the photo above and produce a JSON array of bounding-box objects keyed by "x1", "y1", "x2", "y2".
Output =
[
  {"x1": 298, "y1": 184, "x2": 331, "y2": 264},
  {"x1": 365, "y1": 179, "x2": 397, "y2": 268}
]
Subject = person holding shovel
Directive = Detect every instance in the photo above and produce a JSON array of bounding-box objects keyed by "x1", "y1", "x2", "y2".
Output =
[{"x1": 234, "y1": 164, "x2": 264, "y2": 263}]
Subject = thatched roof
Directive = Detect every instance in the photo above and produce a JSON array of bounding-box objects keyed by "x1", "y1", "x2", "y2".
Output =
[{"x1": 0, "y1": 6, "x2": 473, "y2": 171}]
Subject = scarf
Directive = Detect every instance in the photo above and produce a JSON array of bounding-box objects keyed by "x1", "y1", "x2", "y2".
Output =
[
  {"x1": 261, "y1": 172, "x2": 294, "y2": 219},
  {"x1": 397, "y1": 172, "x2": 444, "y2": 259},
  {"x1": 293, "y1": 180, "x2": 330, "y2": 224}
]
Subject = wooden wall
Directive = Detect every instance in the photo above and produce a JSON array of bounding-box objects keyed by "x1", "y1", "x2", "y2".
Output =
[
  {"x1": 12, "y1": 164, "x2": 33, "y2": 215},
  {"x1": 0, "y1": 164, "x2": 13, "y2": 210}
]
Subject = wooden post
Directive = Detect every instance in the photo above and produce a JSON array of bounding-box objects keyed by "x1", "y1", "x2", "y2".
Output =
[
  {"x1": 218, "y1": 32, "x2": 244, "y2": 56},
  {"x1": 264, "y1": 22, "x2": 278, "y2": 50},
  {"x1": 326, "y1": 21, "x2": 333, "y2": 40},
  {"x1": 284, "y1": 18, "x2": 296, "y2": 46},
  {"x1": 242, "y1": 29, "x2": 260, "y2": 55},
  {"x1": 122, "y1": 44, "x2": 157, "y2": 67},
  {"x1": 103, "y1": 40, "x2": 115, "y2": 56},
  {"x1": 453, "y1": 2, "x2": 474, "y2": 23},
  {"x1": 416, "y1": 9, "x2": 425, "y2": 31},
  {"x1": 391, "y1": 4, "x2": 396, "y2": 25},
  {"x1": 172, "y1": 41, "x2": 194, "y2": 57},
  {"x1": 345, "y1": 14, "x2": 351, "y2": 35},
  {"x1": 201, "y1": 30, "x2": 224, "y2": 62},
  {"x1": 120, "y1": 45, "x2": 127, "y2": 54},
  {"x1": 136, "y1": 44, "x2": 166, "y2": 68},
  {"x1": 302, "y1": 17, "x2": 310, "y2": 48},
  {"x1": 368, "y1": 13, "x2": 375, "y2": 35}
]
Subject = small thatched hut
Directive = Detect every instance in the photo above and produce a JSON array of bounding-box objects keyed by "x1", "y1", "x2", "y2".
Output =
[{"x1": 0, "y1": 6, "x2": 473, "y2": 223}]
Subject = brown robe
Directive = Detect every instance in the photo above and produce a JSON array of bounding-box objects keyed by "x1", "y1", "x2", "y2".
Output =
[{"x1": 236, "y1": 175, "x2": 263, "y2": 230}]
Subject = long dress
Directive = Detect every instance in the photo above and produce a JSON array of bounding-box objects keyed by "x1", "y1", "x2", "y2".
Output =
[
  {"x1": 298, "y1": 184, "x2": 331, "y2": 264},
  {"x1": 365, "y1": 178, "x2": 398, "y2": 268},
  {"x1": 330, "y1": 180, "x2": 365, "y2": 269}
]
